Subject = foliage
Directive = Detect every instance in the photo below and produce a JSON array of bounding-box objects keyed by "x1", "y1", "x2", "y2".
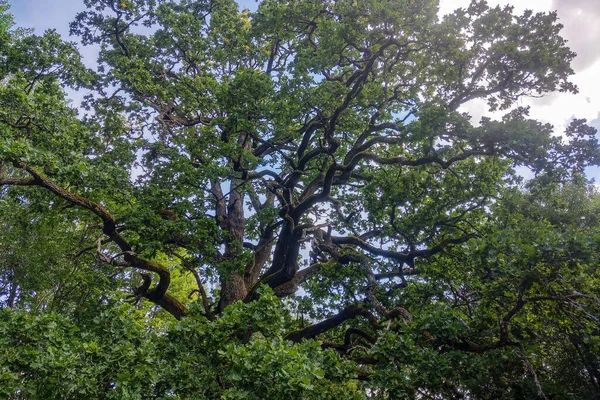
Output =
[
  {"x1": 1, "y1": 0, "x2": 600, "y2": 398},
  {"x1": 0, "y1": 289, "x2": 362, "y2": 399}
]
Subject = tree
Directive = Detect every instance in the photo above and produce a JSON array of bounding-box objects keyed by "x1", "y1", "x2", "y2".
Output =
[{"x1": 1, "y1": 0, "x2": 599, "y2": 398}]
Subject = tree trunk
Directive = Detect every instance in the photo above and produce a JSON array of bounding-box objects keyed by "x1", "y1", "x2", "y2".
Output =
[{"x1": 217, "y1": 176, "x2": 248, "y2": 311}]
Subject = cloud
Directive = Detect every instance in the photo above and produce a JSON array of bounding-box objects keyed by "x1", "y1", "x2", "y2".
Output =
[
  {"x1": 438, "y1": 0, "x2": 600, "y2": 130},
  {"x1": 552, "y1": 0, "x2": 600, "y2": 72},
  {"x1": 439, "y1": 0, "x2": 600, "y2": 73},
  {"x1": 590, "y1": 113, "x2": 600, "y2": 131}
]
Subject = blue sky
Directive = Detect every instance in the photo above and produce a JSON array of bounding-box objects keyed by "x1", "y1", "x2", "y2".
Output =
[
  {"x1": 8, "y1": 0, "x2": 85, "y2": 35},
  {"x1": 7, "y1": 0, "x2": 257, "y2": 35},
  {"x1": 5, "y1": 0, "x2": 258, "y2": 47}
]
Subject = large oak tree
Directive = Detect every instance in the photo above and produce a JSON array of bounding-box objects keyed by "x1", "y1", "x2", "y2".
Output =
[{"x1": 1, "y1": 0, "x2": 599, "y2": 398}]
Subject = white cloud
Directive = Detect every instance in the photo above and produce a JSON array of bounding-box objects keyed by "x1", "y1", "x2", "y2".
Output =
[
  {"x1": 440, "y1": 0, "x2": 600, "y2": 142},
  {"x1": 529, "y1": 58, "x2": 600, "y2": 129},
  {"x1": 552, "y1": 0, "x2": 600, "y2": 72}
]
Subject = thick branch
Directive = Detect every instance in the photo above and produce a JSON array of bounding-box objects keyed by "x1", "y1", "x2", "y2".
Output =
[
  {"x1": 285, "y1": 305, "x2": 379, "y2": 343},
  {"x1": 330, "y1": 233, "x2": 476, "y2": 263},
  {"x1": 341, "y1": 148, "x2": 496, "y2": 177},
  {"x1": 271, "y1": 260, "x2": 332, "y2": 297},
  {"x1": 2, "y1": 163, "x2": 187, "y2": 319},
  {"x1": 0, "y1": 176, "x2": 36, "y2": 185}
]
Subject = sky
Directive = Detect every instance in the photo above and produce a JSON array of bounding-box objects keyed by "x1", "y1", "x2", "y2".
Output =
[{"x1": 7, "y1": 0, "x2": 600, "y2": 180}]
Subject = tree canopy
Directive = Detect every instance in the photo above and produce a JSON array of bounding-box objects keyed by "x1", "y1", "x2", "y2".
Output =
[{"x1": 1, "y1": 0, "x2": 600, "y2": 398}]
